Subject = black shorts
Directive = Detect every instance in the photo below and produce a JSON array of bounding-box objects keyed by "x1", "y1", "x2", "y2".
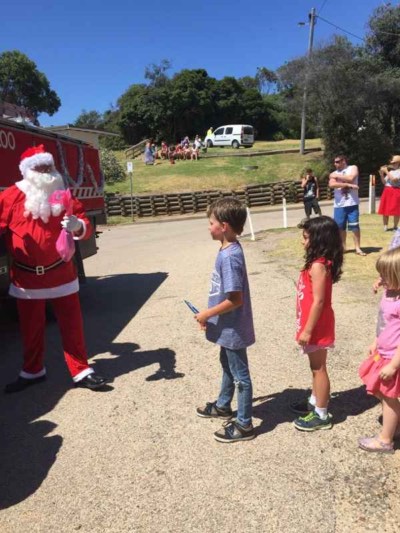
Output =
[{"x1": 304, "y1": 198, "x2": 321, "y2": 217}]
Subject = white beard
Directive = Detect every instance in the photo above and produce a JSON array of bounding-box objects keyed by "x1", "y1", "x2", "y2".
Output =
[{"x1": 23, "y1": 168, "x2": 66, "y2": 223}]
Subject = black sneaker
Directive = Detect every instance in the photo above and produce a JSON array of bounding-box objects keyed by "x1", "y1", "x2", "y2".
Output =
[
  {"x1": 289, "y1": 398, "x2": 314, "y2": 415},
  {"x1": 293, "y1": 411, "x2": 333, "y2": 432},
  {"x1": 214, "y1": 421, "x2": 255, "y2": 443},
  {"x1": 196, "y1": 401, "x2": 233, "y2": 419}
]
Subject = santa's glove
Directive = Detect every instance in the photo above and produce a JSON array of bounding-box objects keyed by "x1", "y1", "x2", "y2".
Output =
[{"x1": 61, "y1": 215, "x2": 83, "y2": 233}]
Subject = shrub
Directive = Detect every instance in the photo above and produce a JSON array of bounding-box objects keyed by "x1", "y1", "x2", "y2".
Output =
[
  {"x1": 272, "y1": 131, "x2": 286, "y2": 141},
  {"x1": 100, "y1": 149, "x2": 126, "y2": 184}
]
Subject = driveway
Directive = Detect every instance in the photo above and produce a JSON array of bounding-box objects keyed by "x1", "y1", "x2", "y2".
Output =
[{"x1": 0, "y1": 205, "x2": 398, "y2": 533}]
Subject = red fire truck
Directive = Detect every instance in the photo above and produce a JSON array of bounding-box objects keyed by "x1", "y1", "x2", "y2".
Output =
[{"x1": 0, "y1": 117, "x2": 106, "y2": 297}]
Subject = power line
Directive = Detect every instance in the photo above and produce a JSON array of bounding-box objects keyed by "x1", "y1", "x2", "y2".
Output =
[
  {"x1": 317, "y1": 15, "x2": 365, "y2": 42},
  {"x1": 318, "y1": 14, "x2": 400, "y2": 41}
]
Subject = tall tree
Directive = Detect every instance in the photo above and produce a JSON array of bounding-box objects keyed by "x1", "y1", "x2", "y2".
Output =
[
  {"x1": 238, "y1": 76, "x2": 259, "y2": 91},
  {"x1": 73, "y1": 110, "x2": 104, "y2": 130},
  {"x1": 144, "y1": 59, "x2": 172, "y2": 87},
  {"x1": 169, "y1": 69, "x2": 216, "y2": 139},
  {"x1": 278, "y1": 36, "x2": 394, "y2": 171},
  {"x1": 256, "y1": 67, "x2": 278, "y2": 94},
  {"x1": 214, "y1": 77, "x2": 244, "y2": 125},
  {"x1": 117, "y1": 83, "x2": 172, "y2": 144},
  {"x1": 0, "y1": 50, "x2": 60, "y2": 121},
  {"x1": 366, "y1": 5, "x2": 400, "y2": 68},
  {"x1": 366, "y1": 5, "x2": 400, "y2": 145}
]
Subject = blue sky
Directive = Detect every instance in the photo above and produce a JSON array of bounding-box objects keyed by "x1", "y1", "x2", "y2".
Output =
[{"x1": 1, "y1": 0, "x2": 394, "y2": 126}]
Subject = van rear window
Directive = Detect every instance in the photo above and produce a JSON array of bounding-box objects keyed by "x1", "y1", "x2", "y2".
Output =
[{"x1": 243, "y1": 127, "x2": 253, "y2": 135}]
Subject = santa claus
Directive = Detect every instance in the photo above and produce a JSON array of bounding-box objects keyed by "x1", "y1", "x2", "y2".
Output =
[{"x1": 0, "y1": 144, "x2": 108, "y2": 392}]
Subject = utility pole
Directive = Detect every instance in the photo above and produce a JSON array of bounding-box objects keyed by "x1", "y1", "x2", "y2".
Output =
[{"x1": 300, "y1": 7, "x2": 317, "y2": 155}]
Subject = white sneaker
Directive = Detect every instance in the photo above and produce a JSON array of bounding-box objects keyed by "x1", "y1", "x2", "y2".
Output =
[{"x1": 384, "y1": 225, "x2": 388, "y2": 232}]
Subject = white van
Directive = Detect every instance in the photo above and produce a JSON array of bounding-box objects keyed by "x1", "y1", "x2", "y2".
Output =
[{"x1": 205, "y1": 124, "x2": 254, "y2": 149}]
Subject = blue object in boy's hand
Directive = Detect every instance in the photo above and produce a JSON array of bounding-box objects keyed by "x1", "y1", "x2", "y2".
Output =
[{"x1": 184, "y1": 300, "x2": 199, "y2": 314}]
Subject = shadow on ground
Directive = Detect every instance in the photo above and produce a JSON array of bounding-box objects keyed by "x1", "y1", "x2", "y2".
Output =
[
  {"x1": 345, "y1": 246, "x2": 382, "y2": 255},
  {"x1": 0, "y1": 271, "x2": 185, "y2": 510},
  {"x1": 252, "y1": 385, "x2": 378, "y2": 436}
]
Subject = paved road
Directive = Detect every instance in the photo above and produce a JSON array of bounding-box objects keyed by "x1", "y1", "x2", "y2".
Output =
[
  {"x1": 1, "y1": 198, "x2": 398, "y2": 533},
  {"x1": 130, "y1": 197, "x2": 372, "y2": 237}
]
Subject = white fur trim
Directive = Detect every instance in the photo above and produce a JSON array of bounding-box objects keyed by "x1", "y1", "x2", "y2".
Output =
[
  {"x1": 73, "y1": 367, "x2": 94, "y2": 383},
  {"x1": 73, "y1": 219, "x2": 87, "y2": 240},
  {"x1": 20, "y1": 368, "x2": 47, "y2": 379},
  {"x1": 9, "y1": 278, "x2": 79, "y2": 300},
  {"x1": 15, "y1": 180, "x2": 28, "y2": 193},
  {"x1": 19, "y1": 153, "x2": 54, "y2": 176}
]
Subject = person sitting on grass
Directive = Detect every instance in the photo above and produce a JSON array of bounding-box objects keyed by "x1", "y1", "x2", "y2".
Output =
[
  {"x1": 191, "y1": 147, "x2": 198, "y2": 161},
  {"x1": 168, "y1": 145, "x2": 176, "y2": 164},
  {"x1": 174, "y1": 144, "x2": 184, "y2": 160},
  {"x1": 191, "y1": 135, "x2": 202, "y2": 161},
  {"x1": 181, "y1": 136, "x2": 190, "y2": 148},
  {"x1": 183, "y1": 144, "x2": 192, "y2": 160},
  {"x1": 160, "y1": 141, "x2": 169, "y2": 160},
  {"x1": 194, "y1": 197, "x2": 256, "y2": 443}
]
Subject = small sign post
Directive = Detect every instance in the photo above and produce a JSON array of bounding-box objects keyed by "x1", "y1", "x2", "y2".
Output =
[{"x1": 127, "y1": 162, "x2": 134, "y2": 221}]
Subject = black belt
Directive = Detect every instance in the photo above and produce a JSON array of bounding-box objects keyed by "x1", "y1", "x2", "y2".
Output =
[{"x1": 14, "y1": 259, "x2": 65, "y2": 276}]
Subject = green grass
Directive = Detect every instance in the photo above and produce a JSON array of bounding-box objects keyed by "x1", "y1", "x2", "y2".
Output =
[
  {"x1": 107, "y1": 139, "x2": 324, "y2": 195},
  {"x1": 268, "y1": 214, "x2": 392, "y2": 285},
  {"x1": 105, "y1": 215, "x2": 136, "y2": 225}
]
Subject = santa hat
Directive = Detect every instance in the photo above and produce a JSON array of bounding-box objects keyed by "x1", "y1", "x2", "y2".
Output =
[{"x1": 19, "y1": 144, "x2": 55, "y2": 176}]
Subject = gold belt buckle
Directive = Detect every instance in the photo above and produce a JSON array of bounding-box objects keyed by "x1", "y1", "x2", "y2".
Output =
[{"x1": 35, "y1": 266, "x2": 45, "y2": 276}]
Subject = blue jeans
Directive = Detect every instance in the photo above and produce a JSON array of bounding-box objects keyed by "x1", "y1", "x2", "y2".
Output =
[{"x1": 216, "y1": 347, "x2": 253, "y2": 427}]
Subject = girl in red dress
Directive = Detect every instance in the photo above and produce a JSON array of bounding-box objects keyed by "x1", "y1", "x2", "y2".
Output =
[{"x1": 291, "y1": 216, "x2": 343, "y2": 431}]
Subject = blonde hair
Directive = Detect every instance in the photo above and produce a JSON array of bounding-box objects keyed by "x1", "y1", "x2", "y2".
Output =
[{"x1": 376, "y1": 247, "x2": 400, "y2": 290}]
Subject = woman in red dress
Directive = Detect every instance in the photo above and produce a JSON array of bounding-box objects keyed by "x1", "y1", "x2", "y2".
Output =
[{"x1": 378, "y1": 155, "x2": 400, "y2": 231}]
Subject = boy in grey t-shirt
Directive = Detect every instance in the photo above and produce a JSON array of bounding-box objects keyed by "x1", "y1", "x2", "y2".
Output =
[{"x1": 195, "y1": 198, "x2": 255, "y2": 442}]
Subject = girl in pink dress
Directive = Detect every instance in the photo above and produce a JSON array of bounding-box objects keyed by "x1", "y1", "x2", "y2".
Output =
[
  {"x1": 292, "y1": 216, "x2": 343, "y2": 432},
  {"x1": 359, "y1": 247, "x2": 400, "y2": 453}
]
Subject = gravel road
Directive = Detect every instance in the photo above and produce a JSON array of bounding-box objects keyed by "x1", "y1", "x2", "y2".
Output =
[{"x1": 0, "y1": 212, "x2": 399, "y2": 533}]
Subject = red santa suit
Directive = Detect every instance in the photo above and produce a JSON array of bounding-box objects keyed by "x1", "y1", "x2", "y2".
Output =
[{"x1": 0, "y1": 147, "x2": 95, "y2": 384}]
